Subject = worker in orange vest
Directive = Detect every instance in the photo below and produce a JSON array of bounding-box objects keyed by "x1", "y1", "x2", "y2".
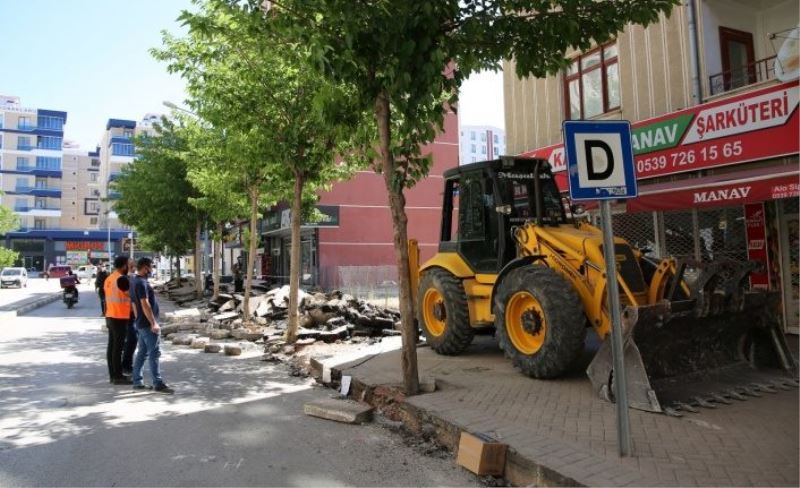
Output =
[{"x1": 105, "y1": 256, "x2": 135, "y2": 385}]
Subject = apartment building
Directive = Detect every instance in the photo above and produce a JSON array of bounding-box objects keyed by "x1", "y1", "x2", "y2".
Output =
[
  {"x1": 0, "y1": 96, "x2": 68, "y2": 270},
  {"x1": 504, "y1": 0, "x2": 799, "y2": 331},
  {"x1": 459, "y1": 125, "x2": 506, "y2": 164},
  {"x1": 0, "y1": 100, "x2": 157, "y2": 269}
]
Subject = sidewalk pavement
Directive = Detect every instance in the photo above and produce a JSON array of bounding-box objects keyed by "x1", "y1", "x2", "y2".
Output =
[
  {"x1": 335, "y1": 336, "x2": 799, "y2": 487},
  {"x1": 0, "y1": 292, "x2": 61, "y2": 319}
]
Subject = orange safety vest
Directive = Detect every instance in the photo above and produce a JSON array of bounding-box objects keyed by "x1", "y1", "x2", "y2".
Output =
[{"x1": 104, "y1": 270, "x2": 131, "y2": 319}]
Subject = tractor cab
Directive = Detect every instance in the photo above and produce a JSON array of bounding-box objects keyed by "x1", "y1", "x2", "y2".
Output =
[{"x1": 439, "y1": 157, "x2": 566, "y2": 274}]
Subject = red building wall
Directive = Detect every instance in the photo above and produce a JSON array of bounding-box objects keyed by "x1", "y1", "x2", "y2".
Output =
[{"x1": 316, "y1": 110, "x2": 459, "y2": 286}]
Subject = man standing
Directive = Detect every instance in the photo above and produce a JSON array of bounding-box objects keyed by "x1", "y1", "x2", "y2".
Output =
[
  {"x1": 121, "y1": 258, "x2": 138, "y2": 375},
  {"x1": 95, "y1": 264, "x2": 109, "y2": 316},
  {"x1": 131, "y1": 257, "x2": 174, "y2": 394},
  {"x1": 105, "y1": 256, "x2": 132, "y2": 385}
]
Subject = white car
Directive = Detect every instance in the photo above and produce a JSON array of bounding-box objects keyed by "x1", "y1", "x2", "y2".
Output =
[
  {"x1": 0, "y1": 267, "x2": 28, "y2": 288},
  {"x1": 75, "y1": 265, "x2": 97, "y2": 281}
]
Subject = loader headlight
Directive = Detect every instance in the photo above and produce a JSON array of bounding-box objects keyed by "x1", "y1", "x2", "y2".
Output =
[{"x1": 496, "y1": 205, "x2": 512, "y2": 215}]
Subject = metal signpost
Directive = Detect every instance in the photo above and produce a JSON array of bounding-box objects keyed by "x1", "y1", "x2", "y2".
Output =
[{"x1": 563, "y1": 120, "x2": 638, "y2": 457}]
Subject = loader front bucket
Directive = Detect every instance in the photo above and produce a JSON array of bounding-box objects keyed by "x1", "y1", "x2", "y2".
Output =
[{"x1": 587, "y1": 293, "x2": 798, "y2": 415}]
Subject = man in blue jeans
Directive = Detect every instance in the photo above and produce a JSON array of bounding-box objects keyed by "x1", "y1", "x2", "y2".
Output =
[{"x1": 131, "y1": 257, "x2": 174, "y2": 394}]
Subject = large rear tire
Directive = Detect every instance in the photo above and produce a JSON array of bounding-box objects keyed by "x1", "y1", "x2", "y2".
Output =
[
  {"x1": 417, "y1": 268, "x2": 474, "y2": 355},
  {"x1": 495, "y1": 266, "x2": 586, "y2": 378}
]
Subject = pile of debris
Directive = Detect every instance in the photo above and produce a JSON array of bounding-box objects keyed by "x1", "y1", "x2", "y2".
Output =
[
  {"x1": 154, "y1": 280, "x2": 403, "y2": 347},
  {"x1": 206, "y1": 286, "x2": 402, "y2": 343}
]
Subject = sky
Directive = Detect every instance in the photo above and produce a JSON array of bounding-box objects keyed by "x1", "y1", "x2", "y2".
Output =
[{"x1": 0, "y1": 1, "x2": 503, "y2": 150}]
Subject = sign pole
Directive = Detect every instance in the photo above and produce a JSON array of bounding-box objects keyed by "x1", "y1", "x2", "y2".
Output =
[{"x1": 599, "y1": 199, "x2": 632, "y2": 457}]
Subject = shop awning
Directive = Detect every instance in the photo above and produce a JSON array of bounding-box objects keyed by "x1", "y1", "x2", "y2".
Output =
[{"x1": 625, "y1": 167, "x2": 799, "y2": 213}]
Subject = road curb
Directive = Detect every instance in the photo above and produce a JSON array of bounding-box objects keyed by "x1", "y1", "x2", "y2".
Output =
[
  {"x1": 0, "y1": 293, "x2": 62, "y2": 318},
  {"x1": 331, "y1": 365, "x2": 583, "y2": 487}
]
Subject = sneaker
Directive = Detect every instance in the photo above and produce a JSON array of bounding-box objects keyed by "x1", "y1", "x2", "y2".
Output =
[
  {"x1": 132, "y1": 384, "x2": 153, "y2": 391},
  {"x1": 154, "y1": 383, "x2": 174, "y2": 394},
  {"x1": 112, "y1": 377, "x2": 133, "y2": 385},
  {"x1": 122, "y1": 368, "x2": 132, "y2": 376}
]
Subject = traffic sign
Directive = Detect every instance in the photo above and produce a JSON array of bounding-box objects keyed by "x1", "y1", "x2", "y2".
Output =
[{"x1": 564, "y1": 120, "x2": 637, "y2": 201}]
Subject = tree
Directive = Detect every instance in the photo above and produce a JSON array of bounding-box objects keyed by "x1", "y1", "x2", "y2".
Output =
[
  {"x1": 184, "y1": 122, "x2": 249, "y2": 300},
  {"x1": 0, "y1": 192, "x2": 20, "y2": 267},
  {"x1": 154, "y1": 0, "x2": 367, "y2": 327},
  {"x1": 270, "y1": 0, "x2": 679, "y2": 395},
  {"x1": 114, "y1": 117, "x2": 204, "y2": 287}
]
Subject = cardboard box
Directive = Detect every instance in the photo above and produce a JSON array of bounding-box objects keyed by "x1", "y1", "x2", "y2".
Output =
[{"x1": 456, "y1": 431, "x2": 508, "y2": 476}]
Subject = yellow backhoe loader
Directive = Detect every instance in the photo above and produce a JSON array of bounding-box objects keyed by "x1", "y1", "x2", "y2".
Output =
[{"x1": 410, "y1": 157, "x2": 797, "y2": 415}]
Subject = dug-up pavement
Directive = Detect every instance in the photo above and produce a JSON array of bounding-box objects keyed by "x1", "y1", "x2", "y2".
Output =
[{"x1": 335, "y1": 336, "x2": 799, "y2": 487}]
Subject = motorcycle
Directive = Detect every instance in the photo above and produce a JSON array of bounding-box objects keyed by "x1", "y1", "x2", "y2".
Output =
[{"x1": 63, "y1": 286, "x2": 78, "y2": 309}]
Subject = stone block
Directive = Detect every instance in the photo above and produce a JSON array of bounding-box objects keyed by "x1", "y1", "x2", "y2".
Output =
[
  {"x1": 303, "y1": 398, "x2": 374, "y2": 424},
  {"x1": 224, "y1": 344, "x2": 242, "y2": 356}
]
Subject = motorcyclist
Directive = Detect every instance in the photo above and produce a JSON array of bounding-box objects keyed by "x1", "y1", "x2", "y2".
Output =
[{"x1": 60, "y1": 270, "x2": 81, "y2": 300}]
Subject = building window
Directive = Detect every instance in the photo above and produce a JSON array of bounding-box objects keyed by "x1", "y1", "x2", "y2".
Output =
[
  {"x1": 35, "y1": 156, "x2": 61, "y2": 170},
  {"x1": 16, "y1": 157, "x2": 30, "y2": 170},
  {"x1": 123, "y1": 129, "x2": 134, "y2": 138},
  {"x1": 17, "y1": 116, "x2": 33, "y2": 130},
  {"x1": 564, "y1": 43, "x2": 619, "y2": 120},
  {"x1": 90, "y1": 172, "x2": 98, "y2": 182},
  {"x1": 85, "y1": 199, "x2": 100, "y2": 215},
  {"x1": 471, "y1": 144, "x2": 476, "y2": 153},
  {"x1": 38, "y1": 116, "x2": 64, "y2": 131},
  {"x1": 494, "y1": 134, "x2": 499, "y2": 144},
  {"x1": 15, "y1": 177, "x2": 30, "y2": 190},
  {"x1": 34, "y1": 218, "x2": 46, "y2": 229},
  {"x1": 111, "y1": 143, "x2": 135, "y2": 156},
  {"x1": 481, "y1": 146, "x2": 486, "y2": 154},
  {"x1": 38, "y1": 136, "x2": 62, "y2": 150},
  {"x1": 17, "y1": 136, "x2": 32, "y2": 150},
  {"x1": 470, "y1": 132, "x2": 476, "y2": 140},
  {"x1": 90, "y1": 217, "x2": 98, "y2": 225}
]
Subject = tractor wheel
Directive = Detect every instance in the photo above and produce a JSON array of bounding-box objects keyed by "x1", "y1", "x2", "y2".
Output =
[
  {"x1": 495, "y1": 266, "x2": 586, "y2": 378},
  {"x1": 417, "y1": 268, "x2": 474, "y2": 355}
]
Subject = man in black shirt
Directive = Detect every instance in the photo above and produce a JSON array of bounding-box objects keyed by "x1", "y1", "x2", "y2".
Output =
[{"x1": 95, "y1": 264, "x2": 109, "y2": 316}]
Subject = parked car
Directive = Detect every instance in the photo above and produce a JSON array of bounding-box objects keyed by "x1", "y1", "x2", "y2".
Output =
[
  {"x1": 75, "y1": 265, "x2": 97, "y2": 281},
  {"x1": 0, "y1": 267, "x2": 28, "y2": 288},
  {"x1": 43, "y1": 265, "x2": 72, "y2": 280}
]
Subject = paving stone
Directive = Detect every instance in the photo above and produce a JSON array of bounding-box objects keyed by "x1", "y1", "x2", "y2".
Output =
[{"x1": 303, "y1": 398, "x2": 373, "y2": 424}]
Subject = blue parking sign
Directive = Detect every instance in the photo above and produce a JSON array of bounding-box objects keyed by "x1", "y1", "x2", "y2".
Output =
[{"x1": 563, "y1": 120, "x2": 638, "y2": 201}]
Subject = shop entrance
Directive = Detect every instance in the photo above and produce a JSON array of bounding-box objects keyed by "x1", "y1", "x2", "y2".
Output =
[{"x1": 778, "y1": 202, "x2": 799, "y2": 333}]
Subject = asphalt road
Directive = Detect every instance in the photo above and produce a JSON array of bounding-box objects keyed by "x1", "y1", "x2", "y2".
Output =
[{"x1": 0, "y1": 290, "x2": 479, "y2": 487}]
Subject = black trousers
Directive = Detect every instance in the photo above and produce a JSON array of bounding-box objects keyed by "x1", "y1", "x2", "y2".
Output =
[
  {"x1": 106, "y1": 318, "x2": 128, "y2": 380},
  {"x1": 121, "y1": 319, "x2": 138, "y2": 372},
  {"x1": 98, "y1": 292, "x2": 106, "y2": 315}
]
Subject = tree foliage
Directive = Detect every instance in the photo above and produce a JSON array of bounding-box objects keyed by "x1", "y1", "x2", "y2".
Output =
[
  {"x1": 0, "y1": 191, "x2": 20, "y2": 267},
  {"x1": 114, "y1": 118, "x2": 202, "y2": 259},
  {"x1": 154, "y1": 0, "x2": 368, "y2": 327}
]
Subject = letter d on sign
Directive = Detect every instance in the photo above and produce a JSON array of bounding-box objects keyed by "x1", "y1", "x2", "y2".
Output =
[
  {"x1": 575, "y1": 133, "x2": 626, "y2": 188},
  {"x1": 585, "y1": 140, "x2": 614, "y2": 180}
]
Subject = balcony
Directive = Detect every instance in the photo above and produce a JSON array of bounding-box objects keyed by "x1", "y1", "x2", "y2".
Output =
[
  {"x1": 16, "y1": 123, "x2": 37, "y2": 131},
  {"x1": 8, "y1": 165, "x2": 62, "y2": 177},
  {"x1": 11, "y1": 186, "x2": 62, "y2": 197},
  {"x1": 108, "y1": 172, "x2": 122, "y2": 182},
  {"x1": 13, "y1": 205, "x2": 62, "y2": 218},
  {"x1": 708, "y1": 55, "x2": 777, "y2": 97}
]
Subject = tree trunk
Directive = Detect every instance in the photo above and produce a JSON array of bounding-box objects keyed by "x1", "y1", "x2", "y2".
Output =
[
  {"x1": 175, "y1": 255, "x2": 181, "y2": 282},
  {"x1": 212, "y1": 221, "x2": 222, "y2": 300},
  {"x1": 375, "y1": 91, "x2": 419, "y2": 396},
  {"x1": 194, "y1": 218, "x2": 203, "y2": 298},
  {"x1": 285, "y1": 172, "x2": 305, "y2": 343},
  {"x1": 243, "y1": 188, "x2": 259, "y2": 324}
]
